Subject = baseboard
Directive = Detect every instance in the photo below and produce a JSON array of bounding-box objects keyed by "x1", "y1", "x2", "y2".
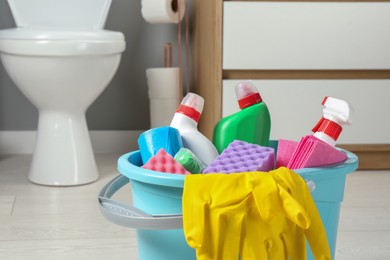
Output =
[
  {"x1": 339, "y1": 144, "x2": 390, "y2": 170},
  {"x1": 0, "y1": 130, "x2": 143, "y2": 154}
]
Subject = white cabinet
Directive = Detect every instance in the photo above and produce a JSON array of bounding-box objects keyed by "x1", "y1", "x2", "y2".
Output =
[
  {"x1": 220, "y1": 2, "x2": 390, "y2": 145},
  {"x1": 223, "y1": 2, "x2": 390, "y2": 70},
  {"x1": 223, "y1": 80, "x2": 390, "y2": 144}
]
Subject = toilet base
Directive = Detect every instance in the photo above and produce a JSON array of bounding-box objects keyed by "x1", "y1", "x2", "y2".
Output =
[{"x1": 28, "y1": 110, "x2": 99, "y2": 186}]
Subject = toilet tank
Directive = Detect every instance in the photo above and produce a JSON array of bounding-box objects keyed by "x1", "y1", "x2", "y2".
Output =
[{"x1": 7, "y1": 0, "x2": 112, "y2": 29}]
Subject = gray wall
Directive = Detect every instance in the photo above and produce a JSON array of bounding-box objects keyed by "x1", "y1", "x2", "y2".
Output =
[{"x1": 0, "y1": 0, "x2": 190, "y2": 131}]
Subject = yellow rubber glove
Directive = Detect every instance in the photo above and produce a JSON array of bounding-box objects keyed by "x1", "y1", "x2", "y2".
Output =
[
  {"x1": 183, "y1": 172, "x2": 255, "y2": 260},
  {"x1": 182, "y1": 171, "x2": 311, "y2": 260},
  {"x1": 246, "y1": 172, "x2": 310, "y2": 260},
  {"x1": 269, "y1": 167, "x2": 332, "y2": 260}
]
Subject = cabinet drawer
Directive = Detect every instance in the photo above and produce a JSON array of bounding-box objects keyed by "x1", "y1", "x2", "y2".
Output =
[
  {"x1": 223, "y1": 2, "x2": 390, "y2": 70},
  {"x1": 222, "y1": 80, "x2": 390, "y2": 144}
]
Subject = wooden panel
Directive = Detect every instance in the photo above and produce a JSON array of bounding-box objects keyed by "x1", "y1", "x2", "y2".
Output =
[
  {"x1": 223, "y1": 2, "x2": 390, "y2": 70},
  {"x1": 222, "y1": 79, "x2": 390, "y2": 144},
  {"x1": 192, "y1": 0, "x2": 223, "y2": 139}
]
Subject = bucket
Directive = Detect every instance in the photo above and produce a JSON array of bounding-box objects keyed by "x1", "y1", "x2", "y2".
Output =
[{"x1": 99, "y1": 144, "x2": 358, "y2": 260}]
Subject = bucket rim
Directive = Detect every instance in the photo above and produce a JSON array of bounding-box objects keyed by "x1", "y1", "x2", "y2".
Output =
[
  {"x1": 117, "y1": 148, "x2": 358, "y2": 187},
  {"x1": 296, "y1": 149, "x2": 359, "y2": 178}
]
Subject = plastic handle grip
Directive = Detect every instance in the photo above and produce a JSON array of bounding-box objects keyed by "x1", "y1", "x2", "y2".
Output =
[
  {"x1": 305, "y1": 180, "x2": 316, "y2": 193},
  {"x1": 98, "y1": 175, "x2": 183, "y2": 230}
]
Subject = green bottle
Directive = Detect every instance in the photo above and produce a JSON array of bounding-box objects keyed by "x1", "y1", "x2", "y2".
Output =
[{"x1": 212, "y1": 81, "x2": 271, "y2": 153}]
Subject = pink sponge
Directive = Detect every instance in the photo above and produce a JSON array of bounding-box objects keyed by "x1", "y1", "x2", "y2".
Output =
[
  {"x1": 202, "y1": 140, "x2": 275, "y2": 174},
  {"x1": 142, "y1": 149, "x2": 190, "y2": 175}
]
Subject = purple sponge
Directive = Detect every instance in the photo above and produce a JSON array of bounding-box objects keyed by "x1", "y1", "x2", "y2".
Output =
[{"x1": 202, "y1": 140, "x2": 275, "y2": 174}]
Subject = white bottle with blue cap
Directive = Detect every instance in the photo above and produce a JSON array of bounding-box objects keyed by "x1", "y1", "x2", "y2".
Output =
[{"x1": 170, "y1": 93, "x2": 219, "y2": 165}]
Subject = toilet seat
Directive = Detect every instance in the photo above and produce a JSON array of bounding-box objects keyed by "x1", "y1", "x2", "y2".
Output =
[{"x1": 0, "y1": 28, "x2": 125, "y2": 56}]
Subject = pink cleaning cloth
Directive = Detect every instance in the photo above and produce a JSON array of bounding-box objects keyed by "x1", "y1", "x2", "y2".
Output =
[
  {"x1": 276, "y1": 139, "x2": 298, "y2": 168},
  {"x1": 287, "y1": 135, "x2": 348, "y2": 170},
  {"x1": 288, "y1": 135, "x2": 312, "y2": 169},
  {"x1": 142, "y1": 149, "x2": 190, "y2": 175}
]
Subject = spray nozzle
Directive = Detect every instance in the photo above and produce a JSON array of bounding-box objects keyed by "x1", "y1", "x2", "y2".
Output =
[
  {"x1": 312, "y1": 96, "x2": 353, "y2": 146},
  {"x1": 321, "y1": 96, "x2": 352, "y2": 125}
]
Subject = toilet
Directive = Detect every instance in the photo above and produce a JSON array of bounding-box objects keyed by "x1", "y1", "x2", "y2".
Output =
[{"x1": 0, "y1": 0, "x2": 126, "y2": 186}]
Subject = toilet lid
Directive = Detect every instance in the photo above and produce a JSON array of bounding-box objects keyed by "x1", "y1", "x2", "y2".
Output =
[{"x1": 0, "y1": 28, "x2": 124, "y2": 41}]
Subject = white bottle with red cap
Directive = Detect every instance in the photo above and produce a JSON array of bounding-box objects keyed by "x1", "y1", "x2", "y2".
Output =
[
  {"x1": 170, "y1": 92, "x2": 219, "y2": 165},
  {"x1": 312, "y1": 96, "x2": 353, "y2": 146}
]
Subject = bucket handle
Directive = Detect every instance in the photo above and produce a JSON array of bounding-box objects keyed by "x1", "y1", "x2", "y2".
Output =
[
  {"x1": 98, "y1": 175, "x2": 183, "y2": 230},
  {"x1": 98, "y1": 175, "x2": 315, "y2": 230}
]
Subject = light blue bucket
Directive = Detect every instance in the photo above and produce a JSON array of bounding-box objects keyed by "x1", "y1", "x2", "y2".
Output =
[{"x1": 99, "y1": 145, "x2": 358, "y2": 260}]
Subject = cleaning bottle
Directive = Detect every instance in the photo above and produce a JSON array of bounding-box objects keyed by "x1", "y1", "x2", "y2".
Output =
[
  {"x1": 213, "y1": 80, "x2": 271, "y2": 153},
  {"x1": 312, "y1": 96, "x2": 353, "y2": 146},
  {"x1": 170, "y1": 92, "x2": 219, "y2": 165}
]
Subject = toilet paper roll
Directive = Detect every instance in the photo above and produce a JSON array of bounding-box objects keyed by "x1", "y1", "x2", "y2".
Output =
[
  {"x1": 146, "y1": 67, "x2": 180, "y2": 128},
  {"x1": 146, "y1": 67, "x2": 180, "y2": 99},
  {"x1": 141, "y1": 0, "x2": 185, "y2": 24},
  {"x1": 149, "y1": 98, "x2": 179, "y2": 128}
]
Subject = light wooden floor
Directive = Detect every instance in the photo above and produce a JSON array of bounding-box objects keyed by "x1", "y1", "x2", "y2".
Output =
[{"x1": 0, "y1": 154, "x2": 389, "y2": 260}]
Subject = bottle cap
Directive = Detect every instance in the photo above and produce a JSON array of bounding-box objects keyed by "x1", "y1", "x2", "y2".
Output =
[
  {"x1": 235, "y1": 81, "x2": 262, "y2": 109},
  {"x1": 174, "y1": 148, "x2": 205, "y2": 173},
  {"x1": 312, "y1": 96, "x2": 353, "y2": 145},
  {"x1": 176, "y1": 92, "x2": 204, "y2": 122}
]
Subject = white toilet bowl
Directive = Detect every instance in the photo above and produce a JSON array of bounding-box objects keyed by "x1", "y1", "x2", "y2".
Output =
[{"x1": 0, "y1": 0, "x2": 126, "y2": 186}]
